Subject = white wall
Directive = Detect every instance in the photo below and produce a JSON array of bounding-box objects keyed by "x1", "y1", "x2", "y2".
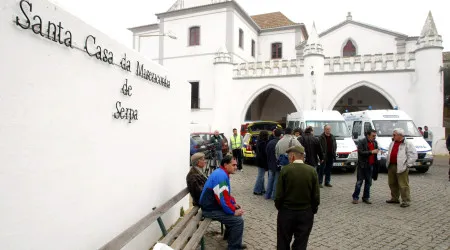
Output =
[
  {"x1": 320, "y1": 23, "x2": 398, "y2": 57},
  {"x1": 162, "y1": 8, "x2": 227, "y2": 59},
  {"x1": 232, "y1": 10, "x2": 258, "y2": 63},
  {"x1": 164, "y1": 55, "x2": 216, "y2": 110},
  {"x1": 259, "y1": 29, "x2": 298, "y2": 61},
  {"x1": 137, "y1": 31, "x2": 160, "y2": 61},
  {"x1": 0, "y1": 0, "x2": 190, "y2": 249}
]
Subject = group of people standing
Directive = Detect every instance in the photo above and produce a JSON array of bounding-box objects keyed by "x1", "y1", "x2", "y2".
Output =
[
  {"x1": 351, "y1": 128, "x2": 417, "y2": 207},
  {"x1": 186, "y1": 125, "x2": 420, "y2": 250},
  {"x1": 253, "y1": 125, "x2": 337, "y2": 200}
]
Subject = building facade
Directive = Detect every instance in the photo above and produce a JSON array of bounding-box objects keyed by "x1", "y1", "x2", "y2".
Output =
[{"x1": 130, "y1": 0, "x2": 445, "y2": 149}]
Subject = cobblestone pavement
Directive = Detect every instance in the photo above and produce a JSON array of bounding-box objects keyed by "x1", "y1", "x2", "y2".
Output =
[{"x1": 203, "y1": 157, "x2": 450, "y2": 250}]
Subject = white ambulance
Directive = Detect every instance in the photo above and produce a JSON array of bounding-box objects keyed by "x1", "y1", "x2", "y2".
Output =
[
  {"x1": 286, "y1": 110, "x2": 358, "y2": 172},
  {"x1": 342, "y1": 110, "x2": 433, "y2": 173}
]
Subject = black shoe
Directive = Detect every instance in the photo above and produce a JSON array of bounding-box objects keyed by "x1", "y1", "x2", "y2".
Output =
[
  {"x1": 253, "y1": 192, "x2": 263, "y2": 195},
  {"x1": 240, "y1": 244, "x2": 247, "y2": 249},
  {"x1": 362, "y1": 199, "x2": 372, "y2": 204},
  {"x1": 386, "y1": 199, "x2": 400, "y2": 204},
  {"x1": 325, "y1": 183, "x2": 333, "y2": 187}
]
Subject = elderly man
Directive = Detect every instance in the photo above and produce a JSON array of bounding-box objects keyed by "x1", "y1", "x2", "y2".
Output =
[
  {"x1": 299, "y1": 126, "x2": 323, "y2": 170},
  {"x1": 319, "y1": 125, "x2": 337, "y2": 188},
  {"x1": 275, "y1": 146, "x2": 320, "y2": 250},
  {"x1": 210, "y1": 130, "x2": 223, "y2": 162},
  {"x1": 186, "y1": 153, "x2": 207, "y2": 206},
  {"x1": 386, "y1": 128, "x2": 417, "y2": 208},
  {"x1": 199, "y1": 154, "x2": 246, "y2": 249},
  {"x1": 352, "y1": 129, "x2": 379, "y2": 204}
]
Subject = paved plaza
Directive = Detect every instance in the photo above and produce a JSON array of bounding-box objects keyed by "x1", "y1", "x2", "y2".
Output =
[{"x1": 203, "y1": 157, "x2": 450, "y2": 250}]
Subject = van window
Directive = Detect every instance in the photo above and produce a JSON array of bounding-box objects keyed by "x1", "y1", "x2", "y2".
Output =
[
  {"x1": 352, "y1": 121, "x2": 362, "y2": 138},
  {"x1": 294, "y1": 121, "x2": 300, "y2": 128},
  {"x1": 287, "y1": 121, "x2": 295, "y2": 129},
  {"x1": 364, "y1": 122, "x2": 373, "y2": 135},
  {"x1": 372, "y1": 120, "x2": 422, "y2": 137}
]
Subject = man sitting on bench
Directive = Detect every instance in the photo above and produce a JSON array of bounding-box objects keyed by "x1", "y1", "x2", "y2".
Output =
[
  {"x1": 199, "y1": 154, "x2": 246, "y2": 250},
  {"x1": 186, "y1": 153, "x2": 207, "y2": 206}
]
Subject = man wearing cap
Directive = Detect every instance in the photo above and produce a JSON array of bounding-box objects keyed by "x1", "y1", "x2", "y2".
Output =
[
  {"x1": 186, "y1": 153, "x2": 207, "y2": 206},
  {"x1": 275, "y1": 145, "x2": 320, "y2": 250}
]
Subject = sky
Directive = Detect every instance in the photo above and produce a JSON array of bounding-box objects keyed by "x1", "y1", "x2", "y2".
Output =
[{"x1": 50, "y1": 0, "x2": 449, "y2": 51}]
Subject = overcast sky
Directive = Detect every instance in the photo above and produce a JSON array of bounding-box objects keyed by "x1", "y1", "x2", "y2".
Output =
[{"x1": 51, "y1": 0, "x2": 449, "y2": 51}]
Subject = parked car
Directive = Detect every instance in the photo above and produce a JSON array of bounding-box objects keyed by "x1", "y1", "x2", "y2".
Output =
[
  {"x1": 242, "y1": 133, "x2": 258, "y2": 162},
  {"x1": 240, "y1": 121, "x2": 282, "y2": 136},
  {"x1": 190, "y1": 135, "x2": 207, "y2": 156},
  {"x1": 190, "y1": 132, "x2": 229, "y2": 156}
]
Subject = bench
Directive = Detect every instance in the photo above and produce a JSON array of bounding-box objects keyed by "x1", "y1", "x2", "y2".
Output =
[{"x1": 99, "y1": 188, "x2": 222, "y2": 250}]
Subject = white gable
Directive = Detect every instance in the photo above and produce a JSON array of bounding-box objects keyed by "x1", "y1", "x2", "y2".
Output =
[{"x1": 320, "y1": 22, "x2": 401, "y2": 57}]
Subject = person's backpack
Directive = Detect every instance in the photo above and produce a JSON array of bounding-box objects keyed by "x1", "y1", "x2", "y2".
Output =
[{"x1": 276, "y1": 138, "x2": 294, "y2": 170}]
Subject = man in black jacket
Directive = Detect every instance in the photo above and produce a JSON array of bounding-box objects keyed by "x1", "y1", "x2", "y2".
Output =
[
  {"x1": 299, "y1": 126, "x2": 323, "y2": 170},
  {"x1": 265, "y1": 129, "x2": 282, "y2": 200},
  {"x1": 319, "y1": 125, "x2": 337, "y2": 188},
  {"x1": 352, "y1": 129, "x2": 379, "y2": 204}
]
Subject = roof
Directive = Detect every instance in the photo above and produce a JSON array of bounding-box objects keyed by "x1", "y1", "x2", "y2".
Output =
[
  {"x1": 443, "y1": 52, "x2": 450, "y2": 61},
  {"x1": 250, "y1": 12, "x2": 297, "y2": 29},
  {"x1": 319, "y1": 19, "x2": 408, "y2": 38}
]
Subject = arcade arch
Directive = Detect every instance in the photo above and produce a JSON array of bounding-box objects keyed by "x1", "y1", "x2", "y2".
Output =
[
  {"x1": 331, "y1": 85, "x2": 395, "y2": 113},
  {"x1": 243, "y1": 87, "x2": 298, "y2": 125}
]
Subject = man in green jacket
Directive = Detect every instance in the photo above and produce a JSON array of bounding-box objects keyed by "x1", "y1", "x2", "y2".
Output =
[{"x1": 275, "y1": 146, "x2": 320, "y2": 250}]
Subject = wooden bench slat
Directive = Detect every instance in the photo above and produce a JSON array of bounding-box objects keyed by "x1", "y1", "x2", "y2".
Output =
[
  {"x1": 183, "y1": 218, "x2": 212, "y2": 250},
  {"x1": 170, "y1": 210, "x2": 203, "y2": 250},
  {"x1": 160, "y1": 206, "x2": 200, "y2": 245},
  {"x1": 98, "y1": 188, "x2": 189, "y2": 250}
]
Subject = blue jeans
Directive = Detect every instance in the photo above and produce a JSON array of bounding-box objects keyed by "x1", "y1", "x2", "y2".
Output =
[
  {"x1": 319, "y1": 156, "x2": 333, "y2": 185},
  {"x1": 266, "y1": 170, "x2": 280, "y2": 200},
  {"x1": 216, "y1": 150, "x2": 223, "y2": 162},
  {"x1": 202, "y1": 210, "x2": 244, "y2": 250},
  {"x1": 352, "y1": 165, "x2": 373, "y2": 200},
  {"x1": 253, "y1": 167, "x2": 266, "y2": 194},
  {"x1": 426, "y1": 141, "x2": 432, "y2": 148}
]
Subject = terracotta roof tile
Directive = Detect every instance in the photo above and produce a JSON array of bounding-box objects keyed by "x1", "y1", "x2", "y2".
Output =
[
  {"x1": 251, "y1": 12, "x2": 297, "y2": 29},
  {"x1": 443, "y1": 51, "x2": 450, "y2": 61}
]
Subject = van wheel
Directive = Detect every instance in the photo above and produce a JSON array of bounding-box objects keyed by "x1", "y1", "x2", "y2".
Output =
[
  {"x1": 347, "y1": 167, "x2": 356, "y2": 173},
  {"x1": 416, "y1": 167, "x2": 429, "y2": 173}
]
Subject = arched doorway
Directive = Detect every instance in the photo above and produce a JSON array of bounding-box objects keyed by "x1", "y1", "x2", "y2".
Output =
[
  {"x1": 244, "y1": 88, "x2": 297, "y2": 126},
  {"x1": 332, "y1": 86, "x2": 393, "y2": 113}
]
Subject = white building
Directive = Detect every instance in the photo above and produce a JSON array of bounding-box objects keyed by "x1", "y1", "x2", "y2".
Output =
[{"x1": 129, "y1": 0, "x2": 445, "y2": 147}]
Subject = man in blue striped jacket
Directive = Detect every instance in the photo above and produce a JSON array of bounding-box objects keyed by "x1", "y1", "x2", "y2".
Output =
[{"x1": 199, "y1": 154, "x2": 246, "y2": 249}]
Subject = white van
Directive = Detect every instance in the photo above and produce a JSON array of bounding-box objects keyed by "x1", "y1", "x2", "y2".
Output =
[
  {"x1": 342, "y1": 110, "x2": 433, "y2": 173},
  {"x1": 286, "y1": 110, "x2": 358, "y2": 172}
]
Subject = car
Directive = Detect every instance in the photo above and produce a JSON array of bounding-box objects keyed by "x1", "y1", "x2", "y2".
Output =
[
  {"x1": 242, "y1": 133, "x2": 258, "y2": 162},
  {"x1": 240, "y1": 121, "x2": 283, "y2": 136},
  {"x1": 190, "y1": 132, "x2": 229, "y2": 156},
  {"x1": 190, "y1": 134, "x2": 207, "y2": 156}
]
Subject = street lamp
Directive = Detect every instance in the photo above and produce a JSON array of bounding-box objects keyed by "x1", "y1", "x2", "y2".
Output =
[{"x1": 140, "y1": 31, "x2": 177, "y2": 40}]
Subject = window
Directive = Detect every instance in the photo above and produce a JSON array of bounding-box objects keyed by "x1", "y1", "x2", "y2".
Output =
[
  {"x1": 305, "y1": 121, "x2": 350, "y2": 137},
  {"x1": 352, "y1": 121, "x2": 362, "y2": 138},
  {"x1": 343, "y1": 40, "x2": 356, "y2": 57},
  {"x1": 239, "y1": 29, "x2": 244, "y2": 49},
  {"x1": 364, "y1": 122, "x2": 373, "y2": 135},
  {"x1": 251, "y1": 40, "x2": 255, "y2": 57},
  {"x1": 287, "y1": 121, "x2": 295, "y2": 129},
  {"x1": 190, "y1": 82, "x2": 199, "y2": 109},
  {"x1": 189, "y1": 27, "x2": 200, "y2": 46},
  {"x1": 271, "y1": 43, "x2": 282, "y2": 59}
]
